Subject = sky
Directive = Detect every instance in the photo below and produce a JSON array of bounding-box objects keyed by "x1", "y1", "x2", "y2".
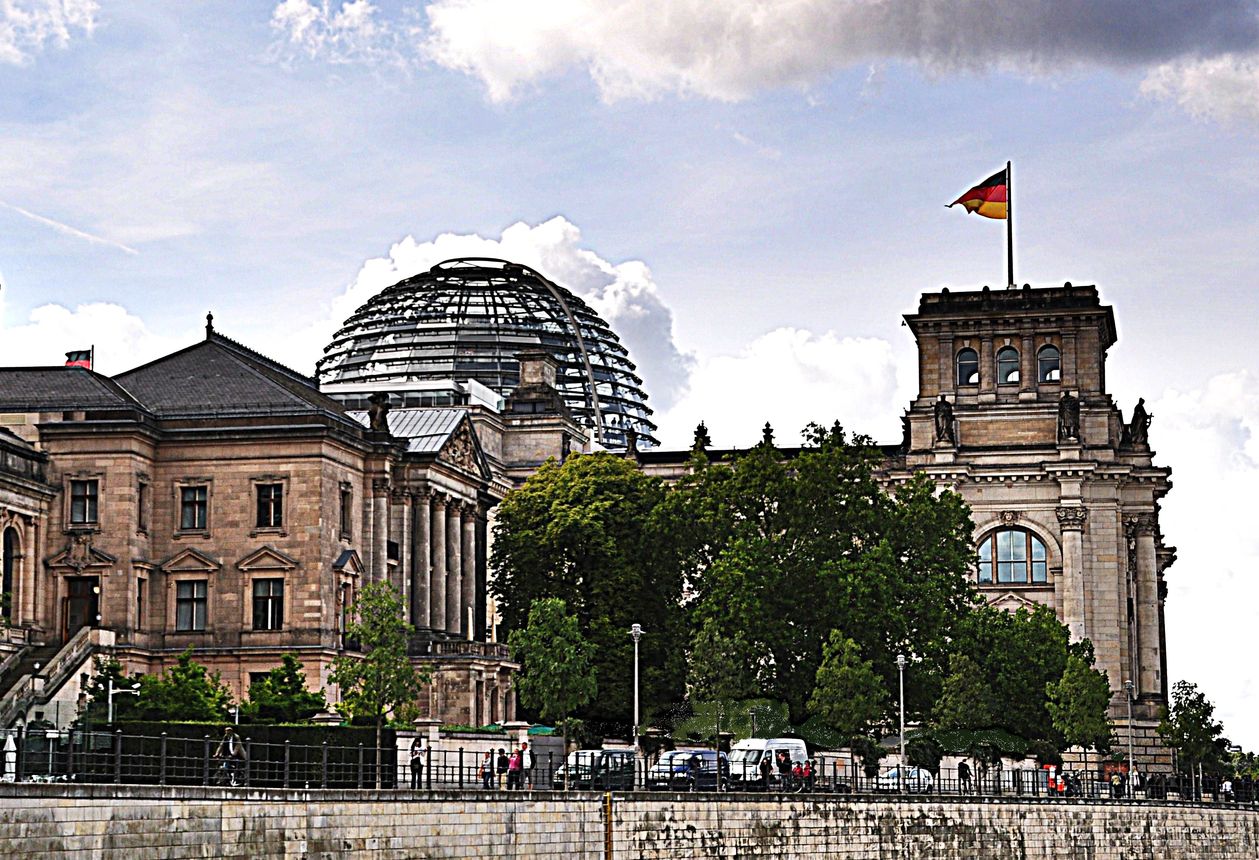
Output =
[{"x1": 1, "y1": 0, "x2": 1257, "y2": 748}]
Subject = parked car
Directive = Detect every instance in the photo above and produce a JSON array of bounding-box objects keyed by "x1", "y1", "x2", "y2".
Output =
[
  {"x1": 728, "y1": 738, "x2": 808, "y2": 790},
  {"x1": 647, "y1": 749, "x2": 730, "y2": 792},
  {"x1": 875, "y1": 766, "x2": 935, "y2": 793},
  {"x1": 551, "y1": 748, "x2": 636, "y2": 790}
]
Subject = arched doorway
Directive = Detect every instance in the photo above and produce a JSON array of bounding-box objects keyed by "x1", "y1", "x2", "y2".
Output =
[{"x1": 1, "y1": 527, "x2": 17, "y2": 622}]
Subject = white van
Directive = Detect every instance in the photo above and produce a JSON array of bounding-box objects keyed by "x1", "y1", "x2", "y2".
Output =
[{"x1": 728, "y1": 737, "x2": 808, "y2": 789}]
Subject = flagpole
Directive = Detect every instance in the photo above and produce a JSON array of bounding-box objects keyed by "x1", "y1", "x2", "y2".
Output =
[
  {"x1": 90, "y1": 344, "x2": 95, "y2": 372},
  {"x1": 1006, "y1": 160, "x2": 1014, "y2": 288}
]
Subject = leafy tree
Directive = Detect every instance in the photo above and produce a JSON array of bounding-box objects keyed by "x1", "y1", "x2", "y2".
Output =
[
  {"x1": 933, "y1": 653, "x2": 993, "y2": 731},
  {"x1": 243, "y1": 653, "x2": 327, "y2": 724},
  {"x1": 1159, "y1": 680, "x2": 1225, "y2": 781},
  {"x1": 128, "y1": 649, "x2": 233, "y2": 723},
  {"x1": 1046, "y1": 647, "x2": 1112, "y2": 774},
  {"x1": 686, "y1": 621, "x2": 759, "y2": 749},
  {"x1": 906, "y1": 731, "x2": 945, "y2": 774},
  {"x1": 676, "y1": 423, "x2": 979, "y2": 723},
  {"x1": 77, "y1": 655, "x2": 140, "y2": 726},
  {"x1": 807, "y1": 631, "x2": 887, "y2": 742},
  {"x1": 508, "y1": 598, "x2": 597, "y2": 784},
  {"x1": 330, "y1": 582, "x2": 428, "y2": 787},
  {"x1": 491, "y1": 453, "x2": 687, "y2": 731}
]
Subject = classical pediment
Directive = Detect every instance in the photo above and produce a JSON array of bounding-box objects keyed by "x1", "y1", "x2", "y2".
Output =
[
  {"x1": 47, "y1": 533, "x2": 116, "y2": 571},
  {"x1": 158, "y1": 547, "x2": 222, "y2": 574},
  {"x1": 437, "y1": 417, "x2": 491, "y2": 480},
  {"x1": 987, "y1": 591, "x2": 1040, "y2": 613},
  {"x1": 236, "y1": 545, "x2": 299, "y2": 572},
  {"x1": 332, "y1": 549, "x2": 363, "y2": 576}
]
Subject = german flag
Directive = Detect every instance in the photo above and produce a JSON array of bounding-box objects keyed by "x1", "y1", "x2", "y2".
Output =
[
  {"x1": 65, "y1": 350, "x2": 92, "y2": 369},
  {"x1": 949, "y1": 169, "x2": 1008, "y2": 219}
]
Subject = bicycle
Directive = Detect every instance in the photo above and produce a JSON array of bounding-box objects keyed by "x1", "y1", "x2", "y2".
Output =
[{"x1": 211, "y1": 756, "x2": 241, "y2": 787}]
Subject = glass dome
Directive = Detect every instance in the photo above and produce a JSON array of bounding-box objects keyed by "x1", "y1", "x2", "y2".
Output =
[{"x1": 317, "y1": 258, "x2": 657, "y2": 449}]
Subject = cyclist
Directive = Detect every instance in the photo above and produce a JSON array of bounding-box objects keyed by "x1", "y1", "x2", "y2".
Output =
[{"x1": 213, "y1": 726, "x2": 247, "y2": 786}]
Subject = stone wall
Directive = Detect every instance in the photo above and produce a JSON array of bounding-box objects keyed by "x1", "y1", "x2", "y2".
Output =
[{"x1": 0, "y1": 785, "x2": 1255, "y2": 860}]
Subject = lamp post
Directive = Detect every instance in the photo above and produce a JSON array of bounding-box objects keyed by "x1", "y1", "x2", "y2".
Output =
[
  {"x1": 629, "y1": 624, "x2": 643, "y2": 752},
  {"x1": 896, "y1": 653, "x2": 907, "y2": 768},
  {"x1": 1124, "y1": 680, "x2": 1135, "y2": 795},
  {"x1": 106, "y1": 677, "x2": 140, "y2": 724}
]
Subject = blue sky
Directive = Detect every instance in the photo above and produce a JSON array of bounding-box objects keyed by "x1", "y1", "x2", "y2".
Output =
[{"x1": 1, "y1": 0, "x2": 1257, "y2": 748}]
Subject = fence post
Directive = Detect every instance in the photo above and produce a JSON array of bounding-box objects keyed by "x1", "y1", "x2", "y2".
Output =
[
  {"x1": 321, "y1": 741, "x2": 329, "y2": 789},
  {"x1": 357, "y1": 743, "x2": 364, "y2": 789},
  {"x1": 283, "y1": 739, "x2": 291, "y2": 789},
  {"x1": 425, "y1": 745, "x2": 431, "y2": 790},
  {"x1": 14, "y1": 727, "x2": 23, "y2": 782},
  {"x1": 203, "y1": 736, "x2": 211, "y2": 786},
  {"x1": 459, "y1": 747, "x2": 464, "y2": 789},
  {"x1": 160, "y1": 733, "x2": 168, "y2": 786},
  {"x1": 113, "y1": 730, "x2": 122, "y2": 784},
  {"x1": 66, "y1": 728, "x2": 75, "y2": 783},
  {"x1": 243, "y1": 738, "x2": 251, "y2": 787}
]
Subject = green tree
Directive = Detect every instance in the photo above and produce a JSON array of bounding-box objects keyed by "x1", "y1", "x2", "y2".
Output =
[
  {"x1": 243, "y1": 653, "x2": 327, "y2": 724},
  {"x1": 807, "y1": 631, "x2": 888, "y2": 743},
  {"x1": 491, "y1": 453, "x2": 687, "y2": 732},
  {"x1": 330, "y1": 582, "x2": 428, "y2": 787},
  {"x1": 77, "y1": 655, "x2": 140, "y2": 726},
  {"x1": 685, "y1": 621, "x2": 759, "y2": 749},
  {"x1": 1046, "y1": 646, "x2": 1112, "y2": 774},
  {"x1": 128, "y1": 649, "x2": 233, "y2": 723},
  {"x1": 933, "y1": 653, "x2": 993, "y2": 732},
  {"x1": 1158, "y1": 680, "x2": 1225, "y2": 785},
  {"x1": 508, "y1": 597, "x2": 597, "y2": 784}
]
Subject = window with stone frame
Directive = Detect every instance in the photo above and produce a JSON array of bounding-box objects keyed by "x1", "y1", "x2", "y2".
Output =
[
  {"x1": 996, "y1": 346, "x2": 1020, "y2": 384},
  {"x1": 339, "y1": 483, "x2": 353, "y2": 540},
  {"x1": 255, "y1": 483, "x2": 284, "y2": 530},
  {"x1": 69, "y1": 478, "x2": 99, "y2": 526},
  {"x1": 1037, "y1": 345, "x2": 1061, "y2": 382},
  {"x1": 175, "y1": 579, "x2": 208, "y2": 631},
  {"x1": 178, "y1": 484, "x2": 209, "y2": 532},
  {"x1": 956, "y1": 348, "x2": 979, "y2": 386},
  {"x1": 977, "y1": 528, "x2": 1048, "y2": 585},
  {"x1": 252, "y1": 578, "x2": 284, "y2": 631}
]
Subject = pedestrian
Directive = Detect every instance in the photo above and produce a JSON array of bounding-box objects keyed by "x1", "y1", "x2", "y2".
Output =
[
  {"x1": 1110, "y1": 770, "x2": 1123, "y2": 799},
  {"x1": 687, "y1": 753, "x2": 702, "y2": 792},
  {"x1": 409, "y1": 736, "x2": 426, "y2": 790},
  {"x1": 759, "y1": 753, "x2": 773, "y2": 790},
  {"x1": 958, "y1": 760, "x2": 972, "y2": 794},
  {"x1": 213, "y1": 726, "x2": 247, "y2": 786},
  {"x1": 521, "y1": 741, "x2": 535, "y2": 789},
  {"x1": 496, "y1": 747, "x2": 509, "y2": 790},
  {"x1": 1222, "y1": 777, "x2": 1235, "y2": 803},
  {"x1": 777, "y1": 751, "x2": 792, "y2": 790},
  {"x1": 507, "y1": 747, "x2": 522, "y2": 790},
  {"x1": 480, "y1": 750, "x2": 495, "y2": 790}
]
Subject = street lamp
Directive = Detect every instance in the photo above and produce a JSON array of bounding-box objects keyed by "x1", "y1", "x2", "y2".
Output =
[
  {"x1": 896, "y1": 654, "x2": 907, "y2": 768},
  {"x1": 1124, "y1": 680, "x2": 1135, "y2": 794},
  {"x1": 629, "y1": 624, "x2": 643, "y2": 753},
  {"x1": 106, "y1": 677, "x2": 140, "y2": 724}
]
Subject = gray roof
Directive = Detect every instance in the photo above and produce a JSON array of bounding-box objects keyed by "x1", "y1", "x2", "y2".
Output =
[
  {"x1": 115, "y1": 335, "x2": 355, "y2": 422},
  {"x1": 346, "y1": 407, "x2": 467, "y2": 453},
  {"x1": 0, "y1": 367, "x2": 144, "y2": 412}
]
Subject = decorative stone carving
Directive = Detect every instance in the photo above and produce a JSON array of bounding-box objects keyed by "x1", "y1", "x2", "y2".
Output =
[
  {"x1": 67, "y1": 532, "x2": 94, "y2": 571},
  {"x1": 998, "y1": 510, "x2": 1022, "y2": 525},
  {"x1": 761, "y1": 422, "x2": 774, "y2": 447},
  {"x1": 692, "y1": 422, "x2": 712, "y2": 453},
  {"x1": 371, "y1": 477, "x2": 390, "y2": 494},
  {"x1": 1057, "y1": 391, "x2": 1080, "y2": 442},
  {"x1": 367, "y1": 392, "x2": 391, "y2": 432},
  {"x1": 1056, "y1": 506, "x2": 1088, "y2": 531},
  {"x1": 441, "y1": 423, "x2": 480, "y2": 474},
  {"x1": 1124, "y1": 512, "x2": 1157, "y2": 537},
  {"x1": 1128, "y1": 398, "x2": 1152, "y2": 447},
  {"x1": 934, "y1": 395, "x2": 955, "y2": 444}
]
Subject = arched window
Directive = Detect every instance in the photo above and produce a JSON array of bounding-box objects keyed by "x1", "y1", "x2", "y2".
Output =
[
  {"x1": 956, "y1": 348, "x2": 979, "y2": 386},
  {"x1": 1, "y1": 527, "x2": 17, "y2": 621},
  {"x1": 996, "y1": 347, "x2": 1020, "y2": 384},
  {"x1": 1037, "y1": 345, "x2": 1061, "y2": 382},
  {"x1": 977, "y1": 529, "x2": 1048, "y2": 584}
]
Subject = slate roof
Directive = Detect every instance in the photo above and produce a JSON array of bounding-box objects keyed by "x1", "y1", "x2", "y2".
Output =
[
  {"x1": 345, "y1": 407, "x2": 466, "y2": 453},
  {"x1": 115, "y1": 333, "x2": 355, "y2": 422},
  {"x1": 0, "y1": 367, "x2": 145, "y2": 412}
]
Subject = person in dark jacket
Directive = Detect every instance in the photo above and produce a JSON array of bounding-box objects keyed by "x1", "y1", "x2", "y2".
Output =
[{"x1": 496, "y1": 748, "x2": 509, "y2": 789}]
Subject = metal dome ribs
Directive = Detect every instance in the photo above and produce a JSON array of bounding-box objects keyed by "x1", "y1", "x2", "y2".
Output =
[{"x1": 316, "y1": 258, "x2": 657, "y2": 449}]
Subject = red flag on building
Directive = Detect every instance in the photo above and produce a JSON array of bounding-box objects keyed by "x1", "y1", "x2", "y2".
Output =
[
  {"x1": 65, "y1": 350, "x2": 92, "y2": 369},
  {"x1": 948, "y1": 168, "x2": 1008, "y2": 219}
]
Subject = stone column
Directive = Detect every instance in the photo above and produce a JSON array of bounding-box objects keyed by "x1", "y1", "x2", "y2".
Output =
[
  {"x1": 1127, "y1": 513, "x2": 1163, "y2": 701},
  {"x1": 475, "y1": 505, "x2": 489, "y2": 644},
  {"x1": 18, "y1": 516, "x2": 34, "y2": 627},
  {"x1": 446, "y1": 502, "x2": 461, "y2": 637},
  {"x1": 371, "y1": 479, "x2": 389, "y2": 585},
  {"x1": 979, "y1": 337, "x2": 995, "y2": 395},
  {"x1": 461, "y1": 505, "x2": 476, "y2": 639},
  {"x1": 411, "y1": 491, "x2": 431, "y2": 630},
  {"x1": 1056, "y1": 506, "x2": 1088, "y2": 641},
  {"x1": 429, "y1": 494, "x2": 447, "y2": 633},
  {"x1": 1020, "y1": 334, "x2": 1035, "y2": 393},
  {"x1": 391, "y1": 490, "x2": 409, "y2": 600}
]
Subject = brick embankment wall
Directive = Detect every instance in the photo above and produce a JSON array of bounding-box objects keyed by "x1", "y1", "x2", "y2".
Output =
[{"x1": 0, "y1": 785, "x2": 1256, "y2": 859}]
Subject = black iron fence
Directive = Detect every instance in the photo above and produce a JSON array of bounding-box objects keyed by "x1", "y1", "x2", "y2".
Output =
[{"x1": 2, "y1": 729, "x2": 1255, "y2": 807}]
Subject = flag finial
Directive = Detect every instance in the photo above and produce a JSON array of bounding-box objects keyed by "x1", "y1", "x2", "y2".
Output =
[{"x1": 205, "y1": 312, "x2": 214, "y2": 339}]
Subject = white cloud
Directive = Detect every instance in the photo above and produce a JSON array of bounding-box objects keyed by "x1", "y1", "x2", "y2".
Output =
[
  {"x1": 419, "y1": 0, "x2": 1259, "y2": 103},
  {"x1": 1141, "y1": 53, "x2": 1259, "y2": 122},
  {"x1": 0, "y1": 292, "x2": 182, "y2": 375},
  {"x1": 1153, "y1": 372, "x2": 1259, "y2": 750},
  {"x1": 0, "y1": 0, "x2": 97, "y2": 65},
  {"x1": 295, "y1": 216, "x2": 695, "y2": 409},
  {"x1": 270, "y1": 0, "x2": 407, "y2": 67},
  {"x1": 652, "y1": 328, "x2": 904, "y2": 450}
]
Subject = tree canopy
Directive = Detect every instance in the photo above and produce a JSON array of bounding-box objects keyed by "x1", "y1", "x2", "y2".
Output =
[
  {"x1": 1159, "y1": 680, "x2": 1226, "y2": 775},
  {"x1": 808, "y1": 631, "x2": 888, "y2": 743},
  {"x1": 243, "y1": 653, "x2": 327, "y2": 724}
]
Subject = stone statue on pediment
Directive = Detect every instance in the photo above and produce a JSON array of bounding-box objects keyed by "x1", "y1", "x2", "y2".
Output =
[
  {"x1": 934, "y1": 395, "x2": 955, "y2": 445},
  {"x1": 1128, "y1": 398, "x2": 1152, "y2": 446},
  {"x1": 367, "y1": 392, "x2": 390, "y2": 432},
  {"x1": 1058, "y1": 391, "x2": 1080, "y2": 442}
]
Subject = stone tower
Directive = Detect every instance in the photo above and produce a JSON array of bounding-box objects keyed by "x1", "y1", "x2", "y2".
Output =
[{"x1": 896, "y1": 283, "x2": 1173, "y2": 770}]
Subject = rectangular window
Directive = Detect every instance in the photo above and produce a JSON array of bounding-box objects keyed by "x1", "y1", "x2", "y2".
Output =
[
  {"x1": 978, "y1": 541, "x2": 992, "y2": 583},
  {"x1": 996, "y1": 530, "x2": 1027, "y2": 583},
  {"x1": 252, "y1": 578, "x2": 284, "y2": 631},
  {"x1": 136, "y1": 578, "x2": 146, "y2": 631},
  {"x1": 1031, "y1": 539, "x2": 1048, "y2": 583},
  {"x1": 69, "y1": 479, "x2": 98, "y2": 525},
  {"x1": 339, "y1": 486, "x2": 352, "y2": 539},
  {"x1": 175, "y1": 580, "x2": 207, "y2": 632},
  {"x1": 256, "y1": 483, "x2": 284, "y2": 529},
  {"x1": 137, "y1": 481, "x2": 148, "y2": 531},
  {"x1": 179, "y1": 486, "x2": 208, "y2": 531}
]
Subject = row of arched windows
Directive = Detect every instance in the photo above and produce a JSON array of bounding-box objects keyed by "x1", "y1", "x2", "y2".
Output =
[{"x1": 957, "y1": 345, "x2": 1060, "y2": 387}]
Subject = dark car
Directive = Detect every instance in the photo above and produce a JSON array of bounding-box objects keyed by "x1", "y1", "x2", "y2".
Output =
[
  {"x1": 647, "y1": 750, "x2": 730, "y2": 792},
  {"x1": 551, "y1": 748, "x2": 636, "y2": 790}
]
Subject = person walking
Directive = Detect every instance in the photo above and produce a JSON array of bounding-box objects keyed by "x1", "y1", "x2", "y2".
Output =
[
  {"x1": 759, "y1": 754, "x2": 773, "y2": 791},
  {"x1": 496, "y1": 748, "x2": 509, "y2": 790},
  {"x1": 958, "y1": 760, "x2": 972, "y2": 794},
  {"x1": 480, "y1": 750, "x2": 495, "y2": 790},
  {"x1": 409, "y1": 737, "x2": 426, "y2": 790},
  {"x1": 507, "y1": 748, "x2": 522, "y2": 790},
  {"x1": 521, "y1": 741, "x2": 535, "y2": 790}
]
